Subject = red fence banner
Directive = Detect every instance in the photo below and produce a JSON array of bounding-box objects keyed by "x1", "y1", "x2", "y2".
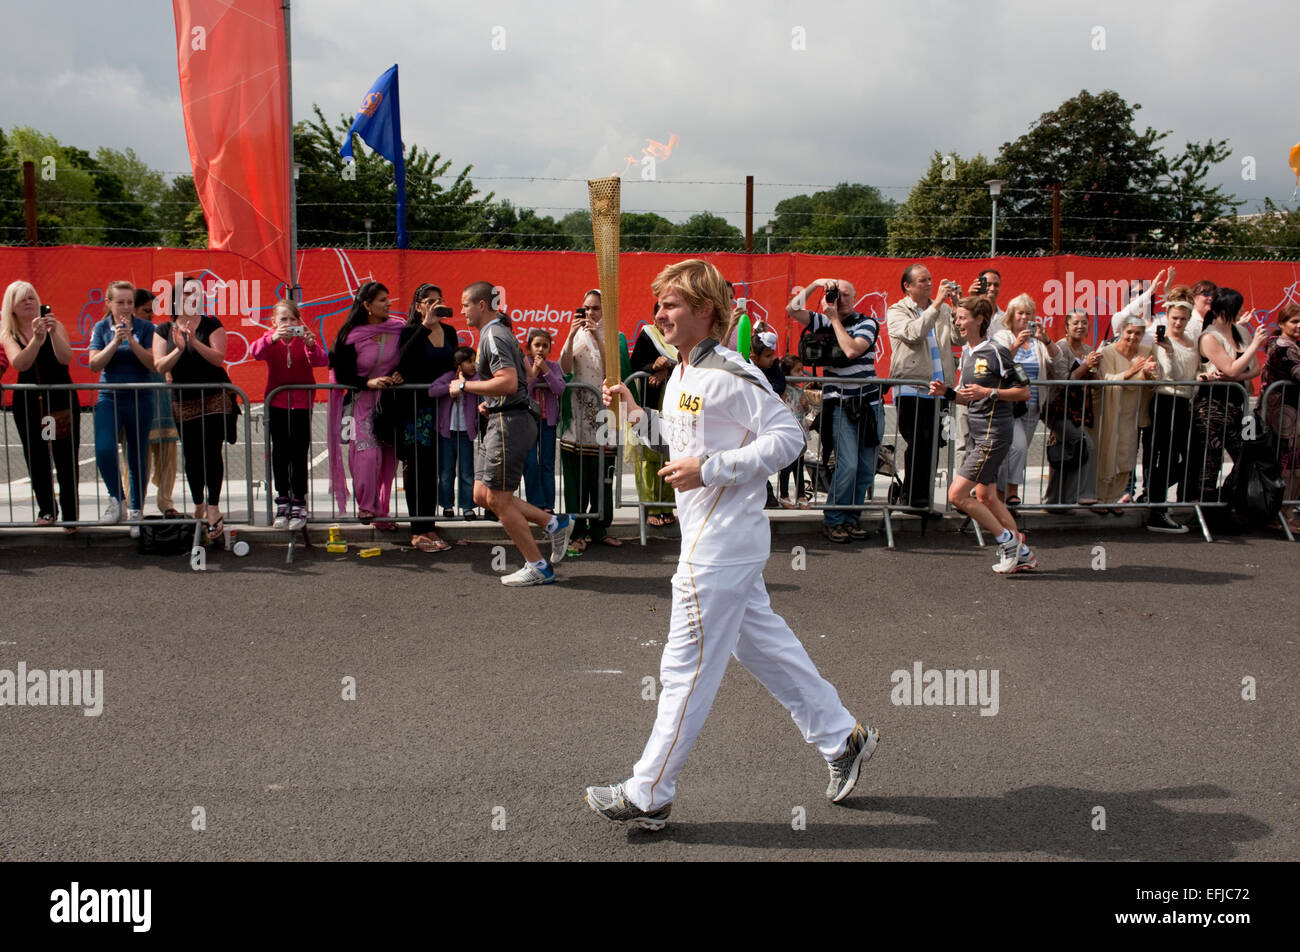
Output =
[
  {"x1": 2, "y1": 245, "x2": 1297, "y2": 403},
  {"x1": 172, "y1": 0, "x2": 291, "y2": 284}
]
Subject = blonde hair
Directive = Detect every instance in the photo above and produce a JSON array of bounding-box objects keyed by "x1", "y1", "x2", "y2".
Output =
[
  {"x1": 1, "y1": 280, "x2": 40, "y2": 341},
  {"x1": 272, "y1": 299, "x2": 301, "y2": 322},
  {"x1": 650, "y1": 259, "x2": 731, "y2": 340},
  {"x1": 1004, "y1": 293, "x2": 1036, "y2": 320},
  {"x1": 104, "y1": 280, "x2": 134, "y2": 315}
]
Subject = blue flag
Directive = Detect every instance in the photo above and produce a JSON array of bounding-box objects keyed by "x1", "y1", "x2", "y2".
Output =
[{"x1": 340, "y1": 64, "x2": 408, "y2": 248}]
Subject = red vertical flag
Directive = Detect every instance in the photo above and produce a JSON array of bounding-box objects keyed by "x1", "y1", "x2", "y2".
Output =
[{"x1": 173, "y1": 0, "x2": 290, "y2": 284}]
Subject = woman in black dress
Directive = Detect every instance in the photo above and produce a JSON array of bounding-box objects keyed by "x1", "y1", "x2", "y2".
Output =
[
  {"x1": 1, "y1": 280, "x2": 80, "y2": 531},
  {"x1": 152, "y1": 276, "x2": 233, "y2": 539},
  {"x1": 397, "y1": 283, "x2": 459, "y2": 551}
]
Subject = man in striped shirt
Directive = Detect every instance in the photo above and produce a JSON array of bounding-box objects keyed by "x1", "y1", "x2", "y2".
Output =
[{"x1": 787, "y1": 278, "x2": 884, "y2": 543}]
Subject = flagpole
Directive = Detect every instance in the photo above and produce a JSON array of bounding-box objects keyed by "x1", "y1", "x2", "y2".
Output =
[{"x1": 283, "y1": 0, "x2": 299, "y2": 301}]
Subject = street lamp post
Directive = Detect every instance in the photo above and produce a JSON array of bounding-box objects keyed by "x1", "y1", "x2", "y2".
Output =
[
  {"x1": 364, "y1": 218, "x2": 373, "y2": 251},
  {"x1": 765, "y1": 222, "x2": 773, "y2": 254},
  {"x1": 986, "y1": 179, "x2": 1005, "y2": 257}
]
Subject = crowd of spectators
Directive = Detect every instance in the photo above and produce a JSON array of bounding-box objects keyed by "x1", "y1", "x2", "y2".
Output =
[{"x1": 3, "y1": 263, "x2": 1299, "y2": 546}]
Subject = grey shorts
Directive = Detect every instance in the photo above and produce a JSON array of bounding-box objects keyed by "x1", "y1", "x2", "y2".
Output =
[
  {"x1": 958, "y1": 413, "x2": 1013, "y2": 485},
  {"x1": 475, "y1": 409, "x2": 538, "y2": 491}
]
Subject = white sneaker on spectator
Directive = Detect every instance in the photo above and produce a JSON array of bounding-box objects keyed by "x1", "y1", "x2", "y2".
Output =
[
  {"x1": 127, "y1": 508, "x2": 142, "y2": 539},
  {"x1": 273, "y1": 498, "x2": 289, "y2": 529},
  {"x1": 101, "y1": 498, "x2": 123, "y2": 525},
  {"x1": 288, "y1": 501, "x2": 308, "y2": 531}
]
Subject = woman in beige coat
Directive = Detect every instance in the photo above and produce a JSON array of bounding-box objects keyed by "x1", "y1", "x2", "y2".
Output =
[{"x1": 1092, "y1": 316, "x2": 1158, "y2": 506}]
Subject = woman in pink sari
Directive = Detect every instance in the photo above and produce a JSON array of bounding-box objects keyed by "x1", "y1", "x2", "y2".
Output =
[{"x1": 328, "y1": 281, "x2": 405, "y2": 529}]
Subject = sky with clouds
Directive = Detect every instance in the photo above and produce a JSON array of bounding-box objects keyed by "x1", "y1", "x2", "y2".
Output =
[{"x1": 2, "y1": 0, "x2": 1297, "y2": 234}]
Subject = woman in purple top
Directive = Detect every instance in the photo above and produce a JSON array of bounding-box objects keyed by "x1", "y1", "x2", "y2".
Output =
[
  {"x1": 523, "y1": 329, "x2": 565, "y2": 511},
  {"x1": 429, "y1": 346, "x2": 480, "y2": 517},
  {"x1": 328, "y1": 281, "x2": 405, "y2": 529}
]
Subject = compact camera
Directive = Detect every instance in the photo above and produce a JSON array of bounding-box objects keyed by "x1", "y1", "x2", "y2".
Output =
[
  {"x1": 823, "y1": 285, "x2": 839, "y2": 304},
  {"x1": 433, "y1": 305, "x2": 454, "y2": 318}
]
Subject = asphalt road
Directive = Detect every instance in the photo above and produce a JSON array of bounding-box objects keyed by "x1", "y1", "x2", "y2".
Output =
[{"x1": 0, "y1": 527, "x2": 1294, "y2": 861}]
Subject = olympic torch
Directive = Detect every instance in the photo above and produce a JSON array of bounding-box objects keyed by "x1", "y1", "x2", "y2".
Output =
[{"x1": 588, "y1": 175, "x2": 621, "y2": 414}]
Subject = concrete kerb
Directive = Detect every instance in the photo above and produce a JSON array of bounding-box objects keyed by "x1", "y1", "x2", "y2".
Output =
[{"x1": 0, "y1": 502, "x2": 1163, "y2": 549}]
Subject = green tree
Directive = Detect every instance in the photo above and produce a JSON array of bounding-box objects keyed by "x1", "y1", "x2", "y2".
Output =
[
  {"x1": 558, "y1": 209, "x2": 593, "y2": 251},
  {"x1": 669, "y1": 212, "x2": 744, "y2": 252},
  {"x1": 1161, "y1": 139, "x2": 1241, "y2": 256},
  {"x1": 619, "y1": 211, "x2": 677, "y2": 251},
  {"x1": 765, "y1": 183, "x2": 895, "y2": 254},
  {"x1": 294, "y1": 104, "x2": 490, "y2": 248},
  {"x1": 1214, "y1": 199, "x2": 1300, "y2": 260},
  {"x1": 888, "y1": 152, "x2": 1000, "y2": 256},
  {"x1": 0, "y1": 128, "x2": 27, "y2": 243},
  {"x1": 995, "y1": 89, "x2": 1241, "y2": 255},
  {"x1": 64, "y1": 146, "x2": 151, "y2": 244},
  {"x1": 769, "y1": 182, "x2": 894, "y2": 254},
  {"x1": 475, "y1": 199, "x2": 571, "y2": 249},
  {"x1": 157, "y1": 174, "x2": 207, "y2": 248},
  {"x1": 4, "y1": 127, "x2": 107, "y2": 243}
]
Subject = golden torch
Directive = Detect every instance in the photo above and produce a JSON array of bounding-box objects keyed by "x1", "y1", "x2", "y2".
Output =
[{"x1": 587, "y1": 176, "x2": 621, "y2": 411}]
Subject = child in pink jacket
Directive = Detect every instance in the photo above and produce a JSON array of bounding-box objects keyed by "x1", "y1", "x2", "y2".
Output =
[{"x1": 251, "y1": 300, "x2": 329, "y2": 529}]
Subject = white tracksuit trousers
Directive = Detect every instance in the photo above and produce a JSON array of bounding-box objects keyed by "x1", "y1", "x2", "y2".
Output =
[{"x1": 625, "y1": 559, "x2": 857, "y2": 811}]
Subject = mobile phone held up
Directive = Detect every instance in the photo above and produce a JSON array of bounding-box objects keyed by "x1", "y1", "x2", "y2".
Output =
[
  {"x1": 1156, "y1": 325, "x2": 1167, "y2": 343},
  {"x1": 433, "y1": 305, "x2": 454, "y2": 319},
  {"x1": 40, "y1": 304, "x2": 52, "y2": 317},
  {"x1": 977, "y1": 275, "x2": 988, "y2": 295}
]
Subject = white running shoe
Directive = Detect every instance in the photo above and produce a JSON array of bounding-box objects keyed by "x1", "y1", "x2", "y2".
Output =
[
  {"x1": 826, "y1": 723, "x2": 880, "y2": 802},
  {"x1": 127, "y1": 508, "x2": 142, "y2": 539},
  {"x1": 288, "y1": 500, "x2": 307, "y2": 531},
  {"x1": 101, "y1": 498, "x2": 123, "y2": 525},
  {"x1": 547, "y1": 514, "x2": 574, "y2": 563},
  {"x1": 272, "y1": 498, "x2": 289, "y2": 529},
  {"x1": 991, "y1": 535, "x2": 1019, "y2": 573},
  {"x1": 501, "y1": 562, "x2": 556, "y2": 586}
]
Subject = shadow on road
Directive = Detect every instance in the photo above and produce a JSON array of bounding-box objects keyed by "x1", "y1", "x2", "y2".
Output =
[{"x1": 626, "y1": 783, "x2": 1269, "y2": 860}]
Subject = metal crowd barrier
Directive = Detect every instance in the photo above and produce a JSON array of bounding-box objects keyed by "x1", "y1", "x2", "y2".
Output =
[
  {"x1": 260, "y1": 381, "x2": 606, "y2": 531},
  {"x1": 619, "y1": 371, "x2": 940, "y2": 548},
  {"x1": 1006, "y1": 377, "x2": 1252, "y2": 542},
  {"x1": 1, "y1": 381, "x2": 253, "y2": 531},
  {"x1": 1258, "y1": 378, "x2": 1300, "y2": 542}
]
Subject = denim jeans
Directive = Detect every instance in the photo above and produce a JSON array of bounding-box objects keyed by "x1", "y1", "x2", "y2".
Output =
[
  {"x1": 438, "y1": 431, "x2": 475, "y2": 510},
  {"x1": 94, "y1": 391, "x2": 154, "y2": 510},
  {"x1": 523, "y1": 422, "x2": 557, "y2": 510},
  {"x1": 825, "y1": 398, "x2": 884, "y2": 527}
]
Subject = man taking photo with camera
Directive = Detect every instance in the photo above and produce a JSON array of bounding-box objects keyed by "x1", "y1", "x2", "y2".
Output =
[{"x1": 787, "y1": 278, "x2": 884, "y2": 543}]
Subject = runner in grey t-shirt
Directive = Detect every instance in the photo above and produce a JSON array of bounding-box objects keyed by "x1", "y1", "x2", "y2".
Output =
[{"x1": 448, "y1": 281, "x2": 574, "y2": 585}]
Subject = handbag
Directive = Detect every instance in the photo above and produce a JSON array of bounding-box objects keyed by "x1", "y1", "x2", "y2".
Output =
[
  {"x1": 370, "y1": 326, "x2": 434, "y2": 447},
  {"x1": 24, "y1": 330, "x2": 75, "y2": 439},
  {"x1": 137, "y1": 515, "x2": 194, "y2": 555},
  {"x1": 1226, "y1": 434, "x2": 1284, "y2": 527},
  {"x1": 371, "y1": 389, "x2": 401, "y2": 446},
  {"x1": 839, "y1": 390, "x2": 880, "y2": 448}
]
